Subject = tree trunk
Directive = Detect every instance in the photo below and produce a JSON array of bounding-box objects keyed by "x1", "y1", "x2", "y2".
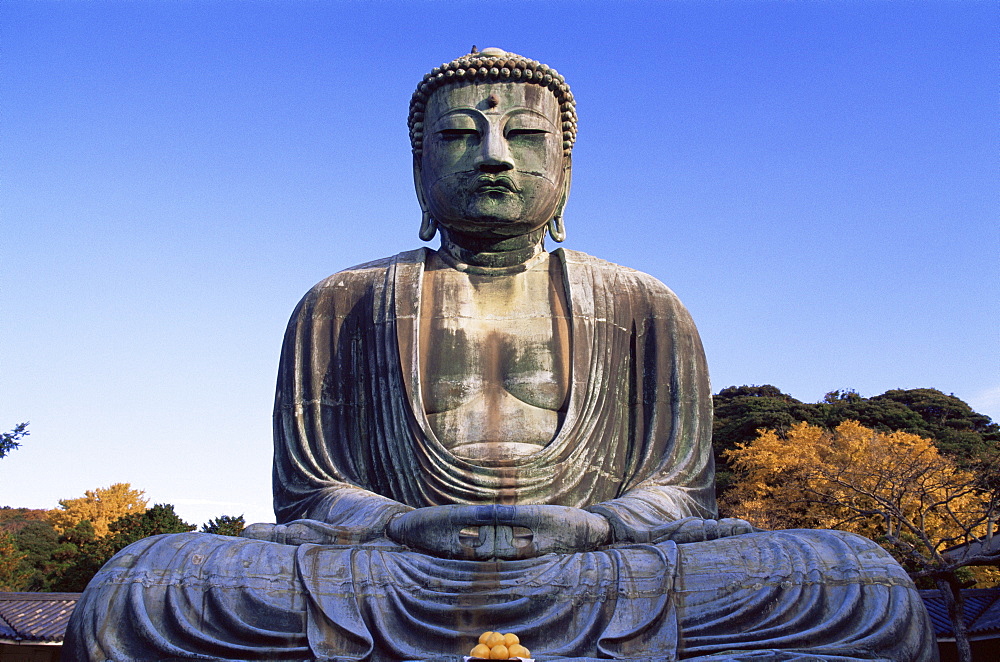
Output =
[{"x1": 935, "y1": 573, "x2": 972, "y2": 662}]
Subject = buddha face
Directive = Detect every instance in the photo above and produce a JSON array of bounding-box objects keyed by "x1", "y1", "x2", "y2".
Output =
[{"x1": 418, "y1": 81, "x2": 569, "y2": 238}]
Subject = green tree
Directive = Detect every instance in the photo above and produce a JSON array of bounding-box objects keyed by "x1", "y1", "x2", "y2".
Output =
[
  {"x1": 817, "y1": 389, "x2": 927, "y2": 432},
  {"x1": 0, "y1": 507, "x2": 65, "y2": 590},
  {"x1": 816, "y1": 388, "x2": 1000, "y2": 467},
  {"x1": 0, "y1": 530, "x2": 30, "y2": 590},
  {"x1": 51, "y1": 520, "x2": 95, "y2": 586},
  {"x1": 872, "y1": 389, "x2": 1000, "y2": 465},
  {"x1": 712, "y1": 385, "x2": 824, "y2": 501},
  {"x1": 54, "y1": 504, "x2": 195, "y2": 592},
  {"x1": 0, "y1": 422, "x2": 29, "y2": 459},
  {"x1": 12, "y1": 519, "x2": 66, "y2": 591},
  {"x1": 201, "y1": 514, "x2": 245, "y2": 536}
]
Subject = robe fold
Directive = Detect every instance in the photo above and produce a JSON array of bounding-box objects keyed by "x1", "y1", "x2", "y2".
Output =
[
  {"x1": 62, "y1": 249, "x2": 937, "y2": 662},
  {"x1": 272, "y1": 248, "x2": 716, "y2": 534}
]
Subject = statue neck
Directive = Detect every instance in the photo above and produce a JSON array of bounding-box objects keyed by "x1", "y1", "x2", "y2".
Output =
[{"x1": 437, "y1": 227, "x2": 548, "y2": 275}]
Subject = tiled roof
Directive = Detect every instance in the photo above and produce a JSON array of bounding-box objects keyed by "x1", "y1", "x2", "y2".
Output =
[
  {"x1": 942, "y1": 535, "x2": 1000, "y2": 565},
  {"x1": 919, "y1": 588, "x2": 1000, "y2": 639},
  {"x1": 0, "y1": 592, "x2": 80, "y2": 643}
]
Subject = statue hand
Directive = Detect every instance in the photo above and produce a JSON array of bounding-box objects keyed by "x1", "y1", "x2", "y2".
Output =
[
  {"x1": 241, "y1": 519, "x2": 381, "y2": 546},
  {"x1": 645, "y1": 516, "x2": 758, "y2": 544},
  {"x1": 386, "y1": 504, "x2": 611, "y2": 560}
]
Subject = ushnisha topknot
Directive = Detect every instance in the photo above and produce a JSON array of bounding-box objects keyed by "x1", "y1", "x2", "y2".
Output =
[{"x1": 409, "y1": 46, "x2": 578, "y2": 159}]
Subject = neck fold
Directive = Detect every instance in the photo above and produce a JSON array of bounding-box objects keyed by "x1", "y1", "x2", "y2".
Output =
[{"x1": 438, "y1": 227, "x2": 548, "y2": 275}]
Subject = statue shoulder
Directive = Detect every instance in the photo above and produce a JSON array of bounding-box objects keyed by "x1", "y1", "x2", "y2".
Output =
[
  {"x1": 313, "y1": 249, "x2": 425, "y2": 291},
  {"x1": 556, "y1": 248, "x2": 689, "y2": 312},
  {"x1": 288, "y1": 248, "x2": 427, "y2": 322}
]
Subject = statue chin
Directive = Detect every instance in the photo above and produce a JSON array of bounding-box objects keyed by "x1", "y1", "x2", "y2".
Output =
[
  {"x1": 433, "y1": 213, "x2": 549, "y2": 242},
  {"x1": 61, "y1": 48, "x2": 938, "y2": 662}
]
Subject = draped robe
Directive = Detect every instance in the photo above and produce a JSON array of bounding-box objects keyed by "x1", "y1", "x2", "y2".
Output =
[
  {"x1": 62, "y1": 249, "x2": 937, "y2": 662},
  {"x1": 273, "y1": 247, "x2": 716, "y2": 534}
]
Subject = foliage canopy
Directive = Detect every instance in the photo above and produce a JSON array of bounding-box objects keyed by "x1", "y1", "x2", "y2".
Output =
[
  {"x1": 713, "y1": 386, "x2": 999, "y2": 505},
  {"x1": 721, "y1": 419, "x2": 999, "y2": 662},
  {"x1": 48, "y1": 482, "x2": 149, "y2": 538},
  {"x1": 54, "y1": 503, "x2": 195, "y2": 592},
  {"x1": 201, "y1": 514, "x2": 246, "y2": 537},
  {"x1": 0, "y1": 531, "x2": 30, "y2": 591},
  {"x1": 721, "y1": 420, "x2": 995, "y2": 547},
  {"x1": 0, "y1": 422, "x2": 29, "y2": 459}
]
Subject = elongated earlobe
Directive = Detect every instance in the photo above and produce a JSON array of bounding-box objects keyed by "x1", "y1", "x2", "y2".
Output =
[
  {"x1": 419, "y1": 211, "x2": 438, "y2": 241},
  {"x1": 413, "y1": 157, "x2": 437, "y2": 242},
  {"x1": 548, "y1": 215, "x2": 566, "y2": 242},
  {"x1": 548, "y1": 159, "x2": 571, "y2": 243}
]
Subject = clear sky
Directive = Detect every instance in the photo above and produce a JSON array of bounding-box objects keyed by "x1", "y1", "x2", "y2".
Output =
[{"x1": 3, "y1": 1, "x2": 997, "y2": 528}]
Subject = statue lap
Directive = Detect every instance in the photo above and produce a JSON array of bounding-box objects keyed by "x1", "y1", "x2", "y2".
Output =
[{"x1": 65, "y1": 527, "x2": 931, "y2": 661}]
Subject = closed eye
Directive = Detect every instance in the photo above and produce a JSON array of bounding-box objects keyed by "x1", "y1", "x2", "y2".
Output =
[
  {"x1": 506, "y1": 129, "x2": 548, "y2": 138},
  {"x1": 439, "y1": 129, "x2": 479, "y2": 140}
]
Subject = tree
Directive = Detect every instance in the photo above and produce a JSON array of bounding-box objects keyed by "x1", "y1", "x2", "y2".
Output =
[
  {"x1": 722, "y1": 421, "x2": 999, "y2": 662},
  {"x1": 201, "y1": 514, "x2": 245, "y2": 536},
  {"x1": 0, "y1": 507, "x2": 69, "y2": 590},
  {"x1": 823, "y1": 388, "x2": 1000, "y2": 466},
  {"x1": 0, "y1": 506, "x2": 51, "y2": 531},
  {"x1": 0, "y1": 530, "x2": 30, "y2": 590},
  {"x1": 49, "y1": 482, "x2": 148, "y2": 537},
  {"x1": 12, "y1": 519, "x2": 64, "y2": 591},
  {"x1": 818, "y1": 389, "x2": 928, "y2": 434},
  {"x1": 44, "y1": 521, "x2": 96, "y2": 590},
  {"x1": 712, "y1": 386, "x2": 1000, "y2": 506},
  {"x1": 106, "y1": 503, "x2": 196, "y2": 546},
  {"x1": 712, "y1": 386, "x2": 824, "y2": 499},
  {"x1": 54, "y1": 504, "x2": 195, "y2": 592},
  {"x1": 0, "y1": 422, "x2": 29, "y2": 459}
]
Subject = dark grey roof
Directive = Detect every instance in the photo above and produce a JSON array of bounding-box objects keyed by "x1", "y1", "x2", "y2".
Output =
[
  {"x1": 919, "y1": 588, "x2": 1000, "y2": 639},
  {"x1": 0, "y1": 592, "x2": 80, "y2": 643},
  {"x1": 942, "y1": 535, "x2": 1000, "y2": 566}
]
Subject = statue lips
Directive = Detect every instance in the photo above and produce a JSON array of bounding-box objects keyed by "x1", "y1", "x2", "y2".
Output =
[{"x1": 473, "y1": 175, "x2": 521, "y2": 196}]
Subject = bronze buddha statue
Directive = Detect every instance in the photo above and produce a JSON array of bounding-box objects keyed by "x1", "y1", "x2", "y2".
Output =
[{"x1": 63, "y1": 48, "x2": 937, "y2": 662}]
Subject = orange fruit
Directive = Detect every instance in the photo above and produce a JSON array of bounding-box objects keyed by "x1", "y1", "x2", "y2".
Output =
[
  {"x1": 470, "y1": 643, "x2": 492, "y2": 658},
  {"x1": 478, "y1": 632, "x2": 495, "y2": 645},
  {"x1": 503, "y1": 633, "x2": 519, "y2": 646},
  {"x1": 489, "y1": 644, "x2": 509, "y2": 659},
  {"x1": 485, "y1": 632, "x2": 505, "y2": 648},
  {"x1": 508, "y1": 644, "x2": 530, "y2": 659}
]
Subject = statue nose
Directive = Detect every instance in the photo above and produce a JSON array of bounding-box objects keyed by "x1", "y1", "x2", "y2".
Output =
[
  {"x1": 479, "y1": 161, "x2": 513, "y2": 174},
  {"x1": 476, "y1": 128, "x2": 514, "y2": 174}
]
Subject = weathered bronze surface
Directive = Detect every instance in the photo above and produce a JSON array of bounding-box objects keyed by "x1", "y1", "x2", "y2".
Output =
[{"x1": 63, "y1": 48, "x2": 938, "y2": 662}]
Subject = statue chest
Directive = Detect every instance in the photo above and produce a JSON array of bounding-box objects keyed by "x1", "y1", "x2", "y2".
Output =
[{"x1": 418, "y1": 259, "x2": 571, "y2": 460}]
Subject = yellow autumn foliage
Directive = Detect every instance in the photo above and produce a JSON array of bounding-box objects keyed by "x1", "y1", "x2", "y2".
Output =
[
  {"x1": 722, "y1": 421, "x2": 991, "y2": 559},
  {"x1": 48, "y1": 482, "x2": 148, "y2": 538}
]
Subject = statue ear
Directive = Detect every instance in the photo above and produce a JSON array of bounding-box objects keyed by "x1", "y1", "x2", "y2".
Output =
[
  {"x1": 413, "y1": 156, "x2": 437, "y2": 242},
  {"x1": 548, "y1": 157, "x2": 572, "y2": 243}
]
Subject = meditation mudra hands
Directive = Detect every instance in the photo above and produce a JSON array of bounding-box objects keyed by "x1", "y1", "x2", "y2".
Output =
[
  {"x1": 387, "y1": 508, "x2": 756, "y2": 560},
  {"x1": 386, "y1": 505, "x2": 612, "y2": 560},
  {"x1": 241, "y1": 508, "x2": 756, "y2": 560}
]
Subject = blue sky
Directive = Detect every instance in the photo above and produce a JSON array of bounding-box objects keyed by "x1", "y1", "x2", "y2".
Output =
[{"x1": 3, "y1": 1, "x2": 997, "y2": 527}]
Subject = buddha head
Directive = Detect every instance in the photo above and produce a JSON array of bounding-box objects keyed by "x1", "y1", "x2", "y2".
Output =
[{"x1": 409, "y1": 48, "x2": 577, "y2": 243}]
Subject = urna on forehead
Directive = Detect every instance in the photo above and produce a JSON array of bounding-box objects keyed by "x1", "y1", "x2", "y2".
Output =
[
  {"x1": 424, "y1": 81, "x2": 560, "y2": 118},
  {"x1": 408, "y1": 47, "x2": 578, "y2": 157}
]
